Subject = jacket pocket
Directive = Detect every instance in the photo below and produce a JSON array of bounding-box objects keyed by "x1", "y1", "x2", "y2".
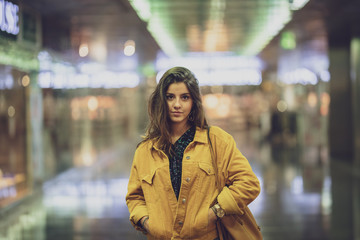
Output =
[
  {"x1": 146, "y1": 217, "x2": 167, "y2": 239},
  {"x1": 142, "y1": 169, "x2": 156, "y2": 184},
  {"x1": 199, "y1": 162, "x2": 215, "y2": 176},
  {"x1": 141, "y1": 169, "x2": 159, "y2": 203},
  {"x1": 141, "y1": 169, "x2": 169, "y2": 239},
  {"x1": 191, "y1": 204, "x2": 209, "y2": 237},
  {"x1": 197, "y1": 162, "x2": 216, "y2": 194}
]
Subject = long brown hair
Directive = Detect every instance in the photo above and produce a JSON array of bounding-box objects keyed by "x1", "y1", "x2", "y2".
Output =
[{"x1": 141, "y1": 66, "x2": 208, "y2": 154}]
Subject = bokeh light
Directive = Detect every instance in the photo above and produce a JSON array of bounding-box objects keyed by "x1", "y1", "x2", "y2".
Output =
[
  {"x1": 21, "y1": 75, "x2": 30, "y2": 87},
  {"x1": 124, "y1": 40, "x2": 136, "y2": 56},
  {"x1": 8, "y1": 106, "x2": 15, "y2": 117},
  {"x1": 307, "y1": 92, "x2": 318, "y2": 108},
  {"x1": 87, "y1": 97, "x2": 99, "y2": 111},
  {"x1": 277, "y1": 100, "x2": 288, "y2": 112},
  {"x1": 79, "y1": 43, "x2": 89, "y2": 57}
]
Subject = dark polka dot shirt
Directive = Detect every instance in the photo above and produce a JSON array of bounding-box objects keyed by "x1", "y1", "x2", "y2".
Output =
[{"x1": 168, "y1": 125, "x2": 196, "y2": 200}]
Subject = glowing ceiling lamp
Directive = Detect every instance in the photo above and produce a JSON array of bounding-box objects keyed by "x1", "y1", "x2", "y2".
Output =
[
  {"x1": 204, "y1": 0, "x2": 226, "y2": 52},
  {"x1": 128, "y1": 0, "x2": 181, "y2": 56},
  {"x1": 129, "y1": 0, "x2": 151, "y2": 21},
  {"x1": 243, "y1": 1, "x2": 291, "y2": 55},
  {"x1": 147, "y1": 16, "x2": 180, "y2": 56},
  {"x1": 129, "y1": 0, "x2": 297, "y2": 57}
]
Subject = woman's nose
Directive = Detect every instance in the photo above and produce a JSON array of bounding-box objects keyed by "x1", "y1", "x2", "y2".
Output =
[{"x1": 174, "y1": 98, "x2": 181, "y2": 108}]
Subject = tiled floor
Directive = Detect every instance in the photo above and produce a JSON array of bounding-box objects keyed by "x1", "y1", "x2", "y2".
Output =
[{"x1": 0, "y1": 128, "x2": 358, "y2": 240}]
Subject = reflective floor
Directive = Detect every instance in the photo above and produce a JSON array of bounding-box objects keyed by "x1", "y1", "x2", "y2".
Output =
[{"x1": 0, "y1": 127, "x2": 359, "y2": 240}]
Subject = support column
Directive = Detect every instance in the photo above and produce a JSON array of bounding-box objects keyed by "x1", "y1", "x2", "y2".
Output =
[
  {"x1": 328, "y1": 42, "x2": 353, "y2": 161},
  {"x1": 350, "y1": 37, "x2": 360, "y2": 240},
  {"x1": 26, "y1": 71, "x2": 44, "y2": 187},
  {"x1": 326, "y1": 1, "x2": 359, "y2": 239},
  {"x1": 350, "y1": 38, "x2": 360, "y2": 173},
  {"x1": 328, "y1": 33, "x2": 354, "y2": 240}
]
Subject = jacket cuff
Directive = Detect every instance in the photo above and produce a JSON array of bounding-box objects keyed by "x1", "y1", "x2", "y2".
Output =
[
  {"x1": 129, "y1": 205, "x2": 149, "y2": 232},
  {"x1": 217, "y1": 187, "x2": 244, "y2": 215}
]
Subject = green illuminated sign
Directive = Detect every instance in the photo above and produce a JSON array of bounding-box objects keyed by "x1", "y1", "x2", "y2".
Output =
[{"x1": 280, "y1": 31, "x2": 296, "y2": 50}]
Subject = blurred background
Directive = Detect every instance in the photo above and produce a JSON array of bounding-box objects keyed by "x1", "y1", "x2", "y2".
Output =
[{"x1": 0, "y1": 0, "x2": 359, "y2": 239}]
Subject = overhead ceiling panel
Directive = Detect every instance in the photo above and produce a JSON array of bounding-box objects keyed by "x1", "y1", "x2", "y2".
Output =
[{"x1": 129, "y1": 0, "x2": 309, "y2": 57}]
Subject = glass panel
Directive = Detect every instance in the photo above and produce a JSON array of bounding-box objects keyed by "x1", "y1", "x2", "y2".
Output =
[{"x1": 0, "y1": 65, "x2": 29, "y2": 208}]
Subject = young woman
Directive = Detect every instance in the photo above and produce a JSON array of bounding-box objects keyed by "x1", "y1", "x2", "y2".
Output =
[{"x1": 126, "y1": 66, "x2": 260, "y2": 240}]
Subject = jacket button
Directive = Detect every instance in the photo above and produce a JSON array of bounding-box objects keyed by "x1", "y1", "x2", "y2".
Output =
[
  {"x1": 182, "y1": 198, "x2": 186, "y2": 204},
  {"x1": 186, "y1": 156, "x2": 190, "y2": 160},
  {"x1": 185, "y1": 177, "x2": 190, "y2": 182},
  {"x1": 178, "y1": 221, "x2": 183, "y2": 225},
  {"x1": 208, "y1": 168, "x2": 211, "y2": 173}
]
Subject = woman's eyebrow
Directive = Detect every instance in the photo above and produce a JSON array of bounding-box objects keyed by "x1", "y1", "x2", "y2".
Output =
[{"x1": 166, "y1": 92, "x2": 190, "y2": 95}]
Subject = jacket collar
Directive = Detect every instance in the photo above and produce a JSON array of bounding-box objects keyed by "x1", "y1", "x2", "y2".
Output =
[
  {"x1": 150, "y1": 126, "x2": 208, "y2": 151},
  {"x1": 193, "y1": 127, "x2": 208, "y2": 144}
]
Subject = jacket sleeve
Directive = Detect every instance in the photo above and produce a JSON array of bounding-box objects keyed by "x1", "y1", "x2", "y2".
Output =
[
  {"x1": 125, "y1": 148, "x2": 149, "y2": 232},
  {"x1": 215, "y1": 132, "x2": 260, "y2": 216}
]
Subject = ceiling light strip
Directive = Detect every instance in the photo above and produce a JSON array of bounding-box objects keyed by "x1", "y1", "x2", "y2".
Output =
[
  {"x1": 242, "y1": 1, "x2": 292, "y2": 55},
  {"x1": 129, "y1": 0, "x2": 180, "y2": 56}
]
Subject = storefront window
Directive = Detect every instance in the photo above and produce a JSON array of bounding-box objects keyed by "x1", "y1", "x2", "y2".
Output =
[{"x1": 0, "y1": 65, "x2": 29, "y2": 207}]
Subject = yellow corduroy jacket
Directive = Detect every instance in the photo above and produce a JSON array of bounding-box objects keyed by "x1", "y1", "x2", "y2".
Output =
[{"x1": 126, "y1": 126, "x2": 260, "y2": 240}]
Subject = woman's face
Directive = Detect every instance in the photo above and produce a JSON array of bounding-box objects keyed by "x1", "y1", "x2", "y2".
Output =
[{"x1": 166, "y1": 82, "x2": 193, "y2": 126}]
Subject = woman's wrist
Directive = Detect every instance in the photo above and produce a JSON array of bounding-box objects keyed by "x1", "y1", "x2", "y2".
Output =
[
  {"x1": 140, "y1": 216, "x2": 149, "y2": 229},
  {"x1": 211, "y1": 203, "x2": 225, "y2": 218}
]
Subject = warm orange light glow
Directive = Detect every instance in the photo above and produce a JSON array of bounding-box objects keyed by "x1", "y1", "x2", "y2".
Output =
[
  {"x1": 70, "y1": 96, "x2": 116, "y2": 120},
  {"x1": 320, "y1": 106, "x2": 328, "y2": 116},
  {"x1": 320, "y1": 92, "x2": 330, "y2": 116},
  {"x1": 204, "y1": 22, "x2": 229, "y2": 52},
  {"x1": 71, "y1": 99, "x2": 80, "y2": 109},
  {"x1": 219, "y1": 94, "x2": 231, "y2": 106},
  {"x1": 216, "y1": 94, "x2": 232, "y2": 118},
  {"x1": 21, "y1": 75, "x2": 30, "y2": 87},
  {"x1": 87, "y1": 96, "x2": 99, "y2": 111},
  {"x1": 187, "y1": 25, "x2": 202, "y2": 51},
  {"x1": 307, "y1": 92, "x2": 317, "y2": 108},
  {"x1": 216, "y1": 103, "x2": 230, "y2": 118},
  {"x1": 203, "y1": 94, "x2": 219, "y2": 109},
  {"x1": 72, "y1": 108, "x2": 81, "y2": 120},
  {"x1": 203, "y1": 94, "x2": 232, "y2": 119},
  {"x1": 321, "y1": 92, "x2": 330, "y2": 105}
]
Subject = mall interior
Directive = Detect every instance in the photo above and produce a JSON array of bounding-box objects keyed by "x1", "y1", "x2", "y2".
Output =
[{"x1": 0, "y1": 0, "x2": 359, "y2": 239}]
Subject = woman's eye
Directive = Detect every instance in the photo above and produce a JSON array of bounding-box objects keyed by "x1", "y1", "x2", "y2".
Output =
[
  {"x1": 166, "y1": 95, "x2": 174, "y2": 100},
  {"x1": 182, "y1": 95, "x2": 190, "y2": 100}
]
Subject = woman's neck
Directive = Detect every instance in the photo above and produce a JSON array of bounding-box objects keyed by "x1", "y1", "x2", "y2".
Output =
[{"x1": 170, "y1": 122, "x2": 191, "y2": 144}]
